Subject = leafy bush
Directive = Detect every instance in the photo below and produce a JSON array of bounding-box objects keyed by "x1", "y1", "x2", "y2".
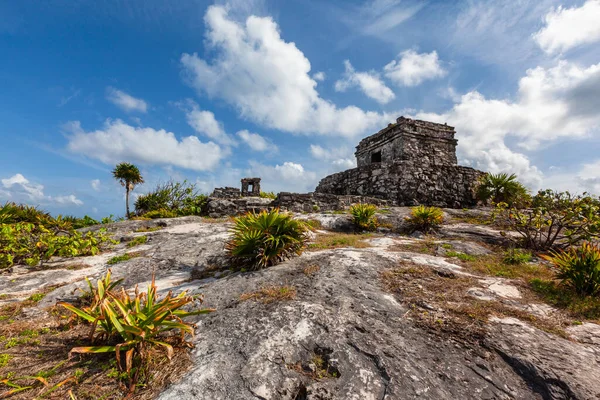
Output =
[
  {"x1": 57, "y1": 215, "x2": 100, "y2": 229},
  {"x1": 542, "y1": 242, "x2": 600, "y2": 296},
  {"x1": 405, "y1": 205, "x2": 444, "y2": 233},
  {"x1": 259, "y1": 191, "x2": 277, "y2": 199},
  {"x1": 502, "y1": 248, "x2": 533, "y2": 265},
  {"x1": 0, "y1": 203, "x2": 115, "y2": 269},
  {"x1": 445, "y1": 251, "x2": 476, "y2": 261},
  {"x1": 59, "y1": 271, "x2": 214, "y2": 391},
  {"x1": 349, "y1": 203, "x2": 378, "y2": 231},
  {"x1": 143, "y1": 209, "x2": 178, "y2": 219},
  {"x1": 493, "y1": 190, "x2": 600, "y2": 250},
  {"x1": 476, "y1": 172, "x2": 530, "y2": 207},
  {"x1": 226, "y1": 209, "x2": 309, "y2": 269},
  {"x1": 135, "y1": 180, "x2": 207, "y2": 217}
]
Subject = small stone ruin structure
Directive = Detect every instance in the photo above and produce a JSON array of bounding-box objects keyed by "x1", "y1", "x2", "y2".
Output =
[
  {"x1": 316, "y1": 116, "x2": 484, "y2": 208},
  {"x1": 241, "y1": 178, "x2": 261, "y2": 197}
]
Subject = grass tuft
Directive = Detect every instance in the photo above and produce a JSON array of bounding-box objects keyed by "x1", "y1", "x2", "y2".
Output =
[
  {"x1": 240, "y1": 285, "x2": 297, "y2": 304},
  {"x1": 308, "y1": 233, "x2": 372, "y2": 251}
]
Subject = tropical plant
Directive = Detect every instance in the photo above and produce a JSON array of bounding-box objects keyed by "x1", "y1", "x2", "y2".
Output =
[
  {"x1": 542, "y1": 242, "x2": 600, "y2": 296},
  {"x1": 59, "y1": 271, "x2": 215, "y2": 391},
  {"x1": 349, "y1": 203, "x2": 378, "y2": 231},
  {"x1": 259, "y1": 191, "x2": 277, "y2": 199},
  {"x1": 112, "y1": 162, "x2": 144, "y2": 219},
  {"x1": 493, "y1": 190, "x2": 600, "y2": 250},
  {"x1": 226, "y1": 209, "x2": 309, "y2": 269},
  {"x1": 502, "y1": 248, "x2": 533, "y2": 265},
  {"x1": 404, "y1": 205, "x2": 444, "y2": 233},
  {"x1": 134, "y1": 180, "x2": 207, "y2": 217},
  {"x1": 476, "y1": 172, "x2": 530, "y2": 207},
  {"x1": 57, "y1": 215, "x2": 100, "y2": 229},
  {"x1": 143, "y1": 209, "x2": 177, "y2": 219}
]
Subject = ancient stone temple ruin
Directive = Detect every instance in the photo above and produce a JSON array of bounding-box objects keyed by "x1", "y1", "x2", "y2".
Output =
[
  {"x1": 315, "y1": 116, "x2": 485, "y2": 208},
  {"x1": 241, "y1": 178, "x2": 261, "y2": 197}
]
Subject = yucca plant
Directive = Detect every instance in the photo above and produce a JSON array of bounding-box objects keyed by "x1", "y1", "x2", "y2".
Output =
[
  {"x1": 405, "y1": 205, "x2": 444, "y2": 233},
  {"x1": 542, "y1": 242, "x2": 600, "y2": 296},
  {"x1": 59, "y1": 271, "x2": 215, "y2": 390},
  {"x1": 349, "y1": 203, "x2": 378, "y2": 231},
  {"x1": 226, "y1": 209, "x2": 309, "y2": 269}
]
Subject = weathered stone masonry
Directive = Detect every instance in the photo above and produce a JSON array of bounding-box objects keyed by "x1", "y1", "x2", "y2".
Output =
[{"x1": 316, "y1": 117, "x2": 485, "y2": 208}]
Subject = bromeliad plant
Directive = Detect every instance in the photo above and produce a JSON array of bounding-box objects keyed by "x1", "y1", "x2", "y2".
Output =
[
  {"x1": 542, "y1": 242, "x2": 600, "y2": 296},
  {"x1": 404, "y1": 205, "x2": 444, "y2": 233},
  {"x1": 59, "y1": 270, "x2": 215, "y2": 390},
  {"x1": 349, "y1": 203, "x2": 378, "y2": 231},
  {"x1": 226, "y1": 209, "x2": 309, "y2": 269}
]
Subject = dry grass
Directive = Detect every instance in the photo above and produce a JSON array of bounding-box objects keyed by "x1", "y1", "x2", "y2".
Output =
[
  {"x1": 240, "y1": 285, "x2": 297, "y2": 304},
  {"x1": 286, "y1": 353, "x2": 340, "y2": 380},
  {"x1": 134, "y1": 226, "x2": 162, "y2": 233},
  {"x1": 202, "y1": 217, "x2": 230, "y2": 224},
  {"x1": 0, "y1": 303, "x2": 192, "y2": 399},
  {"x1": 308, "y1": 233, "x2": 372, "y2": 251},
  {"x1": 381, "y1": 262, "x2": 568, "y2": 341},
  {"x1": 387, "y1": 237, "x2": 438, "y2": 255},
  {"x1": 302, "y1": 264, "x2": 320, "y2": 276}
]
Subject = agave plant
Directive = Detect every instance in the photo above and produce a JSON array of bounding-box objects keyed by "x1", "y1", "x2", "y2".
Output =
[
  {"x1": 59, "y1": 271, "x2": 214, "y2": 389},
  {"x1": 226, "y1": 209, "x2": 309, "y2": 269},
  {"x1": 476, "y1": 172, "x2": 530, "y2": 207},
  {"x1": 349, "y1": 203, "x2": 378, "y2": 231},
  {"x1": 405, "y1": 205, "x2": 444, "y2": 233},
  {"x1": 542, "y1": 242, "x2": 600, "y2": 296}
]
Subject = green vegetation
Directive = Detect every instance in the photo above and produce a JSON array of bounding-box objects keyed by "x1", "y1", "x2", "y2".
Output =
[
  {"x1": 59, "y1": 270, "x2": 215, "y2": 392},
  {"x1": 226, "y1": 209, "x2": 309, "y2": 269},
  {"x1": 542, "y1": 242, "x2": 600, "y2": 296},
  {"x1": 405, "y1": 205, "x2": 444, "y2": 233},
  {"x1": 531, "y1": 279, "x2": 600, "y2": 321},
  {"x1": 127, "y1": 235, "x2": 148, "y2": 248},
  {"x1": 259, "y1": 191, "x2": 277, "y2": 199},
  {"x1": 112, "y1": 162, "x2": 145, "y2": 219},
  {"x1": 27, "y1": 292, "x2": 46, "y2": 303},
  {"x1": 134, "y1": 180, "x2": 207, "y2": 218},
  {"x1": 445, "y1": 251, "x2": 476, "y2": 262},
  {"x1": 349, "y1": 203, "x2": 378, "y2": 231},
  {"x1": 134, "y1": 226, "x2": 162, "y2": 233},
  {"x1": 502, "y1": 248, "x2": 533, "y2": 265},
  {"x1": 494, "y1": 189, "x2": 600, "y2": 250},
  {"x1": 476, "y1": 172, "x2": 530, "y2": 207},
  {"x1": 0, "y1": 202, "x2": 115, "y2": 270},
  {"x1": 106, "y1": 252, "x2": 141, "y2": 265}
]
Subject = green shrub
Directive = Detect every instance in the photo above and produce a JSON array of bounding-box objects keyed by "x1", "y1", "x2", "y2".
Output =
[
  {"x1": 143, "y1": 209, "x2": 177, "y2": 219},
  {"x1": 226, "y1": 209, "x2": 309, "y2": 269},
  {"x1": 493, "y1": 190, "x2": 600, "y2": 250},
  {"x1": 349, "y1": 203, "x2": 378, "y2": 231},
  {"x1": 259, "y1": 191, "x2": 277, "y2": 199},
  {"x1": 135, "y1": 180, "x2": 207, "y2": 217},
  {"x1": 57, "y1": 215, "x2": 100, "y2": 229},
  {"x1": 445, "y1": 251, "x2": 476, "y2": 262},
  {"x1": 542, "y1": 242, "x2": 600, "y2": 296},
  {"x1": 59, "y1": 270, "x2": 214, "y2": 391},
  {"x1": 476, "y1": 172, "x2": 530, "y2": 207},
  {"x1": 405, "y1": 205, "x2": 444, "y2": 233},
  {"x1": 127, "y1": 236, "x2": 148, "y2": 247},
  {"x1": 503, "y1": 248, "x2": 532, "y2": 265}
]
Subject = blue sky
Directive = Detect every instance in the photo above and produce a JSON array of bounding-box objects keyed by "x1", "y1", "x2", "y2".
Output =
[{"x1": 2, "y1": 0, "x2": 600, "y2": 217}]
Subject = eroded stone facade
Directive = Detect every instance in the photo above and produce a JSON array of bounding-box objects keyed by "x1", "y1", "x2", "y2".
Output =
[
  {"x1": 316, "y1": 116, "x2": 484, "y2": 208},
  {"x1": 241, "y1": 178, "x2": 261, "y2": 197}
]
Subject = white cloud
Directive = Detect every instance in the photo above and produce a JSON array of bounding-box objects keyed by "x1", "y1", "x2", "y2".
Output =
[
  {"x1": 91, "y1": 179, "x2": 101, "y2": 191},
  {"x1": 340, "y1": 0, "x2": 425, "y2": 38},
  {"x1": 247, "y1": 161, "x2": 318, "y2": 193},
  {"x1": 335, "y1": 60, "x2": 395, "y2": 104},
  {"x1": 384, "y1": 50, "x2": 446, "y2": 87},
  {"x1": 415, "y1": 60, "x2": 600, "y2": 188},
  {"x1": 312, "y1": 71, "x2": 326, "y2": 81},
  {"x1": 1, "y1": 173, "x2": 82, "y2": 206},
  {"x1": 180, "y1": 5, "x2": 396, "y2": 138},
  {"x1": 65, "y1": 119, "x2": 224, "y2": 171},
  {"x1": 183, "y1": 101, "x2": 236, "y2": 146},
  {"x1": 534, "y1": 0, "x2": 600, "y2": 54},
  {"x1": 309, "y1": 144, "x2": 356, "y2": 171},
  {"x1": 106, "y1": 87, "x2": 148, "y2": 113},
  {"x1": 236, "y1": 130, "x2": 277, "y2": 152}
]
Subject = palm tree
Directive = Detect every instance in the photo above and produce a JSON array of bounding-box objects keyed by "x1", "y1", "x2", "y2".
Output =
[
  {"x1": 112, "y1": 162, "x2": 144, "y2": 219},
  {"x1": 476, "y1": 172, "x2": 529, "y2": 207}
]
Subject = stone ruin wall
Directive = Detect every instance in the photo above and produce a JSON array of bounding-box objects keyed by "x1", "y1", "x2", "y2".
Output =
[{"x1": 315, "y1": 161, "x2": 484, "y2": 208}]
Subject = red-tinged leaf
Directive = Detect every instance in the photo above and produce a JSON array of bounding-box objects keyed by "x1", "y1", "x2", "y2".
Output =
[{"x1": 69, "y1": 345, "x2": 116, "y2": 354}]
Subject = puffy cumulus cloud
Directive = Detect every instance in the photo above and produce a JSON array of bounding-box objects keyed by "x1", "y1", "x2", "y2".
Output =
[
  {"x1": 543, "y1": 160, "x2": 600, "y2": 195},
  {"x1": 415, "y1": 60, "x2": 600, "y2": 188},
  {"x1": 183, "y1": 101, "x2": 236, "y2": 146},
  {"x1": 247, "y1": 161, "x2": 318, "y2": 193},
  {"x1": 534, "y1": 0, "x2": 600, "y2": 54},
  {"x1": 384, "y1": 50, "x2": 446, "y2": 87},
  {"x1": 1, "y1": 173, "x2": 83, "y2": 206},
  {"x1": 180, "y1": 5, "x2": 395, "y2": 138},
  {"x1": 91, "y1": 179, "x2": 101, "y2": 191},
  {"x1": 106, "y1": 87, "x2": 148, "y2": 113},
  {"x1": 236, "y1": 130, "x2": 277, "y2": 152},
  {"x1": 65, "y1": 119, "x2": 224, "y2": 171},
  {"x1": 309, "y1": 144, "x2": 356, "y2": 171},
  {"x1": 312, "y1": 71, "x2": 326, "y2": 81},
  {"x1": 335, "y1": 60, "x2": 395, "y2": 104}
]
